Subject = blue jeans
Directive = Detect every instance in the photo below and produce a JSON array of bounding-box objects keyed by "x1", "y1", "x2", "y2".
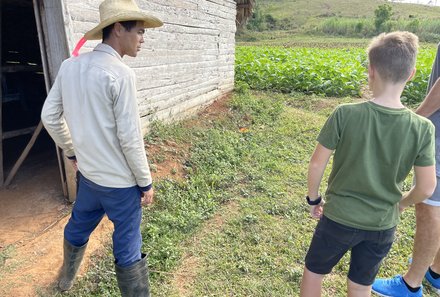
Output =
[{"x1": 64, "y1": 173, "x2": 143, "y2": 267}]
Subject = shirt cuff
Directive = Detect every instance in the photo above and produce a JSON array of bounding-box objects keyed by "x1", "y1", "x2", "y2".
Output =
[{"x1": 139, "y1": 184, "x2": 152, "y2": 192}]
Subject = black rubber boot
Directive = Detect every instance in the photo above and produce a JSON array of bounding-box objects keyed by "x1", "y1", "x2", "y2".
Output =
[
  {"x1": 58, "y1": 239, "x2": 87, "y2": 291},
  {"x1": 115, "y1": 254, "x2": 150, "y2": 297}
]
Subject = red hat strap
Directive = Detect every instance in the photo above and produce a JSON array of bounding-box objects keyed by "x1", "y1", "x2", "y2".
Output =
[{"x1": 71, "y1": 37, "x2": 87, "y2": 57}]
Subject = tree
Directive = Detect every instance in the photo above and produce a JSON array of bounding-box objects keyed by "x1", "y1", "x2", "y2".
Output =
[{"x1": 374, "y1": 4, "x2": 393, "y2": 32}]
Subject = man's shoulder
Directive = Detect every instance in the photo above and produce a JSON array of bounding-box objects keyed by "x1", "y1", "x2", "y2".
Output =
[{"x1": 80, "y1": 51, "x2": 134, "y2": 79}]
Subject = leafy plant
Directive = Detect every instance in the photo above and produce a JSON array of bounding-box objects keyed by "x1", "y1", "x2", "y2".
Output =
[
  {"x1": 374, "y1": 4, "x2": 393, "y2": 32},
  {"x1": 235, "y1": 45, "x2": 436, "y2": 104}
]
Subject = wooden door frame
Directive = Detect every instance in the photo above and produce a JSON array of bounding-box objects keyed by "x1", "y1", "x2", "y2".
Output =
[{"x1": 35, "y1": 0, "x2": 78, "y2": 201}]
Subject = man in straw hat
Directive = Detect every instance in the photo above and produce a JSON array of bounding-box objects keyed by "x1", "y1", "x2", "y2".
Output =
[{"x1": 41, "y1": 0, "x2": 162, "y2": 296}]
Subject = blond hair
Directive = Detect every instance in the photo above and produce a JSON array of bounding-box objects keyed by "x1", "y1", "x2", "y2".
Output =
[{"x1": 367, "y1": 31, "x2": 418, "y2": 83}]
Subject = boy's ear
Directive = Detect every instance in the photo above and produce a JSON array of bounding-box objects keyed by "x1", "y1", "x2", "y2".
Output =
[
  {"x1": 368, "y1": 64, "x2": 375, "y2": 80},
  {"x1": 407, "y1": 68, "x2": 416, "y2": 82}
]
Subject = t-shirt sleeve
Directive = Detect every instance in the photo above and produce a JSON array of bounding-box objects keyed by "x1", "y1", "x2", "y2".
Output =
[
  {"x1": 317, "y1": 106, "x2": 342, "y2": 150},
  {"x1": 414, "y1": 123, "x2": 435, "y2": 167}
]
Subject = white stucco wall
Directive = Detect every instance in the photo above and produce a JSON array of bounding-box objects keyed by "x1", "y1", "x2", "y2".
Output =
[{"x1": 61, "y1": 0, "x2": 237, "y2": 133}]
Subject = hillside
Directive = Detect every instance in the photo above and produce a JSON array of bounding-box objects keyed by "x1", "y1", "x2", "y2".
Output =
[
  {"x1": 257, "y1": 0, "x2": 440, "y2": 30},
  {"x1": 237, "y1": 0, "x2": 440, "y2": 45}
]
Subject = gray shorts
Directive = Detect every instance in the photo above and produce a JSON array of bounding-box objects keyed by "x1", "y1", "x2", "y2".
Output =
[{"x1": 424, "y1": 176, "x2": 440, "y2": 206}]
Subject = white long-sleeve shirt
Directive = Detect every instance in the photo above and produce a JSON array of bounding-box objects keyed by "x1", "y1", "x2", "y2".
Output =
[{"x1": 41, "y1": 43, "x2": 152, "y2": 188}]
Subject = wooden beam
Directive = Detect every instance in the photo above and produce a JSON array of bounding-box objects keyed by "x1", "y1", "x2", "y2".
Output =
[
  {"x1": 2, "y1": 65, "x2": 43, "y2": 73},
  {"x1": 4, "y1": 122, "x2": 43, "y2": 186},
  {"x1": 2, "y1": 126, "x2": 37, "y2": 140}
]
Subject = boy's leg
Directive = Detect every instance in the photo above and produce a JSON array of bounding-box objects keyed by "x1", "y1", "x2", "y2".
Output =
[
  {"x1": 349, "y1": 226, "x2": 395, "y2": 296},
  {"x1": 432, "y1": 248, "x2": 440, "y2": 275},
  {"x1": 301, "y1": 216, "x2": 354, "y2": 297},
  {"x1": 404, "y1": 203, "x2": 440, "y2": 287},
  {"x1": 300, "y1": 267, "x2": 324, "y2": 297},
  {"x1": 347, "y1": 279, "x2": 371, "y2": 297}
]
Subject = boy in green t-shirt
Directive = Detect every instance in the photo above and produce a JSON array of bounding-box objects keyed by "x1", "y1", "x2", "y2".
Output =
[{"x1": 300, "y1": 31, "x2": 437, "y2": 297}]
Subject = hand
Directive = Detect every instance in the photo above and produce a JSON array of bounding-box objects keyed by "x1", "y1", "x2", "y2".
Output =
[
  {"x1": 398, "y1": 202, "x2": 406, "y2": 214},
  {"x1": 141, "y1": 188, "x2": 154, "y2": 206},
  {"x1": 310, "y1": 205, "x2": 323, "y2": 219},
  {"x1": 70, "y1": 159, "x2": 78, "y2": 172}
]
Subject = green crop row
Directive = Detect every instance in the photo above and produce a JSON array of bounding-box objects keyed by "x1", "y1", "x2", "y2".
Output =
[{"x1": 235, "y1": 46, "x2": 437, "y2": 104}]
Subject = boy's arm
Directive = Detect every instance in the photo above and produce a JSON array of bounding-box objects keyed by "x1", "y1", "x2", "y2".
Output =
[
  {"x1": 400, "y1": 165, "x2": 436, "y2": 211},
  {"x1": 416, "y1": 78, "x2": 440, "y2": 118},
  {"x1": 307, "y1": 143, "x2": 334, "y2": 218}
]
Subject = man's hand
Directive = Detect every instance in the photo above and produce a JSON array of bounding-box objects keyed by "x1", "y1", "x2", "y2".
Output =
[
  {"x1": 310, "y1": 204, "x2": 324, "y2": 219},
  {"x1": 398, "y1": 201, "x2": 406, "y2": 214},
  {"x1": 141, "y1": 188, "x2": 154, "y2": 206},
  {"x1": 70, "y1": 159, "x2": 78, "y2": 172}
]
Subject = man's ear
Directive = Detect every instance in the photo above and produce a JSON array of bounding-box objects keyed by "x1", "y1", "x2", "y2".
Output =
[
  {"x1": 407, "y1": 68, "x2": 416, "y2": 82},
  {"x1": 113, "y1": 22, "x2": 123, "y2": 37}
]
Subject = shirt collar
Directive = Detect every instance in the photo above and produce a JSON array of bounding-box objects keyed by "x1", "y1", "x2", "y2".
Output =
[{"x1": 94, "y1": 43, "x2": 122, "y2": 61}]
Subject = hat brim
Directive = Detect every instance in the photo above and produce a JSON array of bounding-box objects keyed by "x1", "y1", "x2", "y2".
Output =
[{"x1": 84, "y1": 12, "x2": 163, "y2": 40}]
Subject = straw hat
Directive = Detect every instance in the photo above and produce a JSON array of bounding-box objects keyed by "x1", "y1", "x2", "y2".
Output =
[{"x1": 84, "y1": 0, "x2": 163, "y2": 40}]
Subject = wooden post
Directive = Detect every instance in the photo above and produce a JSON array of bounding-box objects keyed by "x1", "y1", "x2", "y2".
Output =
[
  {"x1": 0, "y1": 81, "x2": 3, "y2": 187},
  {"x1": 64, "y1": 154, "x2": 77, "y2": 202},
  {"x1": 33, "y1": 0, "x2": 71, "y2": 197}
]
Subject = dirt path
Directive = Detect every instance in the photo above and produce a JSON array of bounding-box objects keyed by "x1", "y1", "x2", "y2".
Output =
[
  {"x1": 0, "y1": 216, "x2": 113, "y2": 297},
  {"x1": 0, "y1": 153, "x2": 113, "y2": 297}
]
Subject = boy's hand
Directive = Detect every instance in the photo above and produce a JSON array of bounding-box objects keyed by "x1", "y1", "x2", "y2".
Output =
[{"x1": 310, "y1": 201, "x2": 324, "y2": 219}]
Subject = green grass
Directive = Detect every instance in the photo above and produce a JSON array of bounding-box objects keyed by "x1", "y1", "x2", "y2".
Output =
[
  {"x1": 236, "y1": 32, "x2": 373, "y2": 48},
  {"x1": 38, "y1": 89, "x2": 437, "y2": 296}
]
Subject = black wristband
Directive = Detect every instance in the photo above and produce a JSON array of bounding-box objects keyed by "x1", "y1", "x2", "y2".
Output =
[{"x1": 306, "y1": 195, "x2": 322, "y2": 206}]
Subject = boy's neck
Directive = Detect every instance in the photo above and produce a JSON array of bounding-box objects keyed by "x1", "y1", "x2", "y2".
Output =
[{"x1": 370, "y1": 83, "x2": 405, "y2": 109}]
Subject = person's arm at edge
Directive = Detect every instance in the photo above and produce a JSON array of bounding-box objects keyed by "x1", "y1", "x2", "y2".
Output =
[
  {"x1": 307, "y1": 143, "x2": 334, "y2": 219},
  {"x1": 400, "y1": 165, "x2": 436, "y2": 211},
  {"x1": 416, "y1": 78, "x2": 440, "y2": 118}
]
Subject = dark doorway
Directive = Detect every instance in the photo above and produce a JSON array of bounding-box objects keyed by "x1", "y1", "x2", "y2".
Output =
[
  {"x1": 0, "y1": 0, "x2": 67, "y2": 248},
  {"x1": 1, "y1": 0, "x2": 57, "y2": 185}
]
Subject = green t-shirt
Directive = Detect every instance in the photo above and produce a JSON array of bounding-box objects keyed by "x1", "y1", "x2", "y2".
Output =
[{"x1": 318, "y1": 101, "x2": 435, "y2": 231}]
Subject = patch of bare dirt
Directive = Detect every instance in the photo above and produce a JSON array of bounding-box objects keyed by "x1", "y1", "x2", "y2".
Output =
[
  {"x1": 147, "y1": 95, "x2": 233, "y2": 182},
  {"x1": 0, "y1": 154, "x2": 114, "y2": 297},
  {"x1": 147, "y1": 140, "x2": 189, "y2": 181},
  {"x1": 185, "y1": 94, "x2": 233, "y2": 128}
]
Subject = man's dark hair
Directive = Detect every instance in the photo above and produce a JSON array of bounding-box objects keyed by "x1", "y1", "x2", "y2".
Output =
[{"x1": 102, "y1": 20, "x2": 138, "y2": 41}]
